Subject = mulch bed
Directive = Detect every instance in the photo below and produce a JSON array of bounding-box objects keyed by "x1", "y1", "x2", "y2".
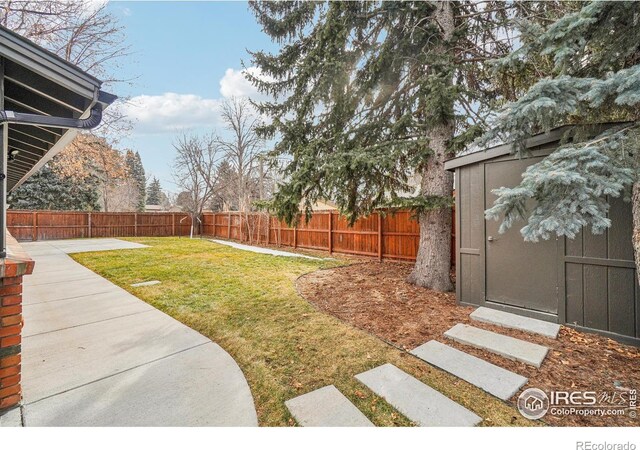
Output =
[{"x1": 296, "y1": 261, "x2": 640, "y2": 427}]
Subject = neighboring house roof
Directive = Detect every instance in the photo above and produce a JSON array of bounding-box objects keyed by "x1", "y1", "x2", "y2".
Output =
[
  {"x1": 0, "y1": 25, "x2": 116, "y2": 191},
  {"x1": 300, "y1": 199, "x2": 338, "y2": 211},
  {"x1": 311, "y1": 199, "x2": 338, "y2": 211}
]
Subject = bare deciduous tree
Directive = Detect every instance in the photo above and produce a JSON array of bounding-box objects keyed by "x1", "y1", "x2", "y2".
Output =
[
  {"x1": 217, "y1": 97, "x2": 265, "y2": 212},
  {"x1": 53, "y1": 133, "x2": 129, "y2": 212},
  {"x1": 0, "y1": 0, "x2": 134, "y2": 141},
  {"x1": 107, "y1": 179, "x2": 139, "y2": 212},
  {"x1": 172, "y1": 133, "x2": 223, "y2": 236}
]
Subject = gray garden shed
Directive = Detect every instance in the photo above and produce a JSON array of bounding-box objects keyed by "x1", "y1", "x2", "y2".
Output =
[{"x1": 445, "y1": 125, "x2": 639, "y2": 345}]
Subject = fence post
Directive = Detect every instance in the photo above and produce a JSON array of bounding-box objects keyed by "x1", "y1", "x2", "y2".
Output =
[
  {"x1": 211, "y1": 213, "x2": 216, "y2": 237},
  {"x1": 328, "y1": 211, "x2": 333, "y2": 254},
  {"x1": 227, "y1": 212, "x2": 231, "y2": 239},
  {"x1": 171, "y1": 213, "x2": 176, "y2": 236},
  {"x1": 134, "y1": 213, "x2": 138, "y2": 237},
  {"x1": 256, "y1": 213, "x2": 261, "y2": 244},
  {"x1": 266, "y1": 214, "x2": 270, "y2": 245},
  {"x1": 377, "y1": 212, "x2": 383, "y2": 261},
  {"x1": 88, "y1": 212, "x2": 92, "y2": 238},
  {"x1": 32, "y1": 211, "x2": 37, "y2": 241},
  {"x1": 293, "y1": 218, "x2": 298, "y2": 249}
]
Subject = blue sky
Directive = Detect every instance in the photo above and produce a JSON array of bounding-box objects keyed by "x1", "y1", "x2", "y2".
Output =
[{"x1": 106, "y1": 1, "x2": 277, "y2": 192}]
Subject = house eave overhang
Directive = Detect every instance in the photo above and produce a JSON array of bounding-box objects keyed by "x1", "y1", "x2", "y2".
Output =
[
  {"x1": 0, "y1": 25, "x2": 101, "y2": 99},
  {"x1": 0, "y1": 25, "x2": 116, "y2": 192}
]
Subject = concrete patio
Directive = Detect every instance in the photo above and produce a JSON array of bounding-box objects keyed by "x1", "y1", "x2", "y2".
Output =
[{"x1": 13, "y1": 238, "x2": 258, "y2": 426}]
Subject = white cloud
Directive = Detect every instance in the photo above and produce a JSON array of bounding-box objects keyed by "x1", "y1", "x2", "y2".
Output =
[
  {"x1": 120, "y1": 93, "x2": 222, "y2": 135},
  {"x1": 84, "y1": 0, "x2": 109, "y2": 15},
  {"x1": 121, "y1": 68, "x2": 277, "y2": 135},
  {"x1": 219, "y1": 67, "x2": 273, "y2": 99}
]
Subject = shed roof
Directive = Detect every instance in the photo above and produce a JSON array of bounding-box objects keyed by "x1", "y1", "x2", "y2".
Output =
[
  {"x1": 443, "y1": 125, "x2": 573, "y2": 172},
  {"x1": 444, "y1": 122, "x2": 633, "y2": 172},
  {"x1": 0, "y1": 25, "x2": 116, "y2": 191}
]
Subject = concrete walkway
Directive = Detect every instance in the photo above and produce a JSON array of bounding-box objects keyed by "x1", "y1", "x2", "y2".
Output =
[
  {"x1": 17, "y1": 239, "x2": 258, "y2": 426},
  {"x1": 209, "y1": 239, "x2": 323, "y2": 260}
]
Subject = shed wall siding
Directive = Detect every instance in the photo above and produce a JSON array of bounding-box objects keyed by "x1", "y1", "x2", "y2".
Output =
[
  {"x1": 454, "y1": 145, "x2": 639, "y2": 343},
  {"x1": 458, "y1": 164, "x2": 483, "y2": 305},
  {"x1": 562, "y1": 196, "x2": 639, "y2": 339}
]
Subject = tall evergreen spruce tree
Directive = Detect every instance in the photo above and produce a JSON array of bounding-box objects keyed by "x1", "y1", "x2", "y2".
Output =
[
  {"x1": 147, "y1": 177, "x2": 163, "y2": 205},
  {"x1": 479, "y1": 1, "x2": 640, "y2": 283},
  {"x1": 125, "y1": 150, "x2": 147, "y2": 211},
  {"x1": 249, "y1": 1, "x2": 524, "y2": 290},
  {"x1": 8, "y1": 165, "x2": 100, "y2": 211}
]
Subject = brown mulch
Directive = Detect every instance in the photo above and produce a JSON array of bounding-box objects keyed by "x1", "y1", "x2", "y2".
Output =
[{"x1": 296, "y1": 261, "x2": 640, "y2": 427}]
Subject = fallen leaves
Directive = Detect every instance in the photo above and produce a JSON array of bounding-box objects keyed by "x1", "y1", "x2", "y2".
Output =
[
  {"x1": 298, "y1": 261, "x2": 640, "y2": 427},
  {"x1": 354, "y1": 390, "x2": 367, "y2": 399}
]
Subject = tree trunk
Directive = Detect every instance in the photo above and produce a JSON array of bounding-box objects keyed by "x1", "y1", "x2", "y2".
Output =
[
  {"x1": 102, "y1": 183, "x2": 109, "y2": 212},
  {"x1": 633, "y1": 181, "x2": 640, "y2": 286},
  {"x1": 408, "y1": 122, "x2": 454, "y2": 291},
  {"x1": 408, "y1": 1, "x2": 455, "y2": 292}
]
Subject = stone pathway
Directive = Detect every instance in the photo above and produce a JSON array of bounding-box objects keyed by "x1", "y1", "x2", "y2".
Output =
[
  {"x1": 405, "y1": 307, "x2": 560, "y2": 409},
  {"x1": 444, "y1": 324, "x2": 549, "y2": 368},
  {"x1": 209, "y1": 239, "x2": 324, "y2": 260},
  {"x1": 285, "y1": 385, "x2": 374, "y2": 427},
  {"x1": 284, "y1": 307, "x2": 560, "y2": 426},
  {"x1": 355, "y1": 364, "x2": 481, "y2": 427},
  {"x1": 16, "y1": 239, "x2": 258, "y2": 427},
  {"x1": 470, "y1": 307, "x2": 560, "y2": 338},
  {"x1": 411, "y1": 340, "x2": 528, "y2": 401}
]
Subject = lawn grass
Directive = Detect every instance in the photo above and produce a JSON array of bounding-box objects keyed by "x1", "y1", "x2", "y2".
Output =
[{"x1": 71, "y1": 237, "x2": 535, "y2": 427}]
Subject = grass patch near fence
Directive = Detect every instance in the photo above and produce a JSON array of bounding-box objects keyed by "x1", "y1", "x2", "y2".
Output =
[{"x1": 71, "y1": 237, "x2": 533, "y2": 427}]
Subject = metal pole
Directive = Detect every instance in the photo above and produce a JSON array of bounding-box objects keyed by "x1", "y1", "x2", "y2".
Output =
[
  {"x1": 0, "y1": 123, "x2": 7, "y2": 258},
  {"x1": 0, "y1": 58, "x2": 6, "y2": 258}
]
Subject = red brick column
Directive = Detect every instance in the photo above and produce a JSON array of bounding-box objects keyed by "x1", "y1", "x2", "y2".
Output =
[{"x1": 0, "y1": 236, "x2": 34, "y2": 413}]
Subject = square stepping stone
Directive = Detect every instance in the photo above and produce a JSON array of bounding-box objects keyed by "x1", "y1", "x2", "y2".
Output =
[
  {"x1": 470, "y1": 307, "x2": 560, "y2": 338},
  {"x1": 131, "y1": 280, "x2": 161, "y2": 287},
  {"x1": 355, "y1": 364, "x2": 481, "y2": 427},
  {"x1": 444, "y1": 324, "x2": 549, "y2": 368},
  {"x1": 411, "y1": 340, "x2": 527, "y2": 400},
  {"x1": 285, "y1": 385, "x2": 374, "y2": 427}
]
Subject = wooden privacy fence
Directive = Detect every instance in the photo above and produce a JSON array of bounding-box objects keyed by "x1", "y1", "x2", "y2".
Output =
[
  {"x1": 7, "y1": 209, "x2": 455, "y2": 264},
  {"x1": 202, "y1": 209, "x2": 455, "y2": 264},
  {"x1": 7, "y1": 210, "x2": 195, "y2": 241}
]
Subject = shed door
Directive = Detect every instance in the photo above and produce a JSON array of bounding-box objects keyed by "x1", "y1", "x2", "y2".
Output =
[{"x1": 484, "y1": 158, "x2": 559, "y2": 314}]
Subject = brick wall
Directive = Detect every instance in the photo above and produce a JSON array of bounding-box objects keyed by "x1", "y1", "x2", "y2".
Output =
[{"x1": 0, "y1": 235, "x2": 34, "y2": 414}]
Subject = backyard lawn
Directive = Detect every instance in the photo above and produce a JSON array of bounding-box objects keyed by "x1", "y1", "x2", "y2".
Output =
[{"x1": 71, "y1": 237, "x2": 533, "y2": 427}]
